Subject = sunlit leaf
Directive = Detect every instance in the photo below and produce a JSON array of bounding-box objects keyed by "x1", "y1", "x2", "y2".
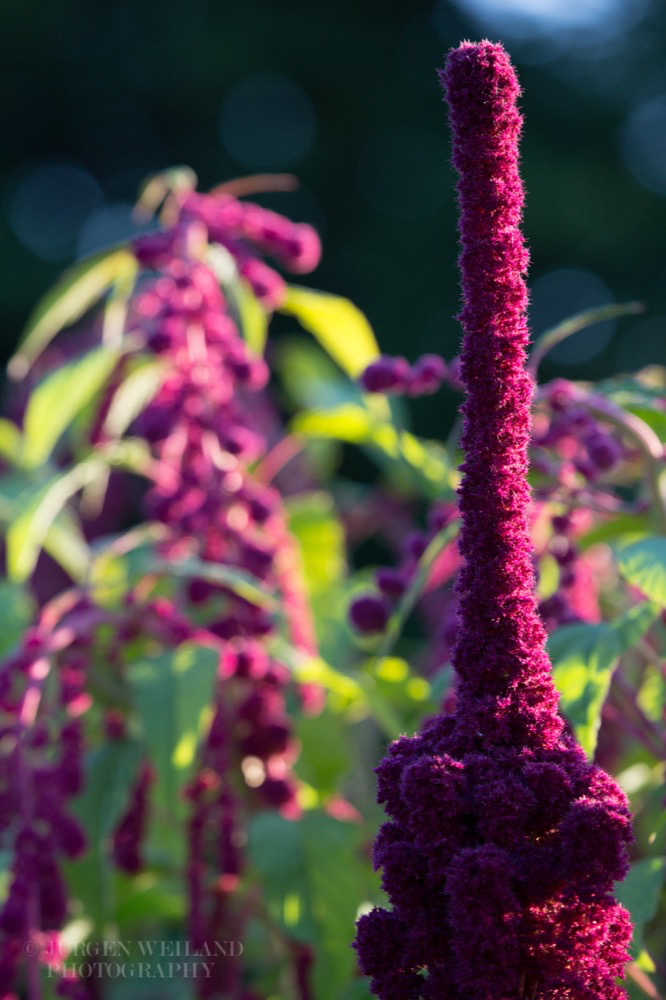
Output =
[
  {"x1": 287, "y1": 492, "x2": 346, "y2": 597},
  {"x1": 128, "y1": 643, "x2": 219, "y2": 857},
  {"x1": 248, "y1": 810, "x2": 367, "y2": 1000},
  {"x1": 362, "y1": 657, "x2": 435, "y2": 733},
  {"x1": 616, "y1": 537, "x2": 666, "y2": 607},
  {"x1": 288, "y1": 653, "x2": 366, "y2": 706},
  {"x1": 0, "y1": 419, "x2": 22, "y2": 465},
  {"x1": 281, "y1": 286, "x2": 380, "y2": 377},
  {"x1": 549, "y1": 622, "x2": 621, "y2": 758},
  {"x1": 295, "y1": 710, "x2": 352, "y2": 795},
  {"x1": 637, "y1": 664, "x2": 666, "y2": 723},
  {"x1": 5, "y1": 457, "x2": 106, "y2": 582},
  {"x1": 21, "y1": 347, "x2": 119, "y2": 469},
  {"x1": 65, "y1": 740, "x2": 143, "y2": 930},
  {"x1": 292, "y1": 402, "x2": 449, "y2": 493},
  {"x1": 134, "y1": 165, "x2": 197, "y2": 221},
  {"x1": 625, "y1": 404, "x2": 666, "y2": 443},
  {"x1": 10, "y1": 247, "x2": 136, "y2": 376},
  {"x1": 294, "y1": 403, "x2": 371, "y2": 443},
  {"x1": 234, "y1": 278, "x2": 269, "y2": 355},
  {"x1": 150, "y1": 554, "x2": 278, "y2": 611},
  {"x1": 5, "y1": 442, "x2": 148, "y2": 582},
  {"x1": 578, "y1": 514, "x2": 649, "y2": 550},
  {"x1": 611, "y1": 601, "x2": 661, "y2": 652},
  {"x1": 103, "y1": 358, "x2": 167, "y2": 438}
]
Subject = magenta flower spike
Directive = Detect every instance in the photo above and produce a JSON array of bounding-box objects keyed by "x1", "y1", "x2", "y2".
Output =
[{"x1": 354, "y1": 41, "x2": 633, "y2": 1000}]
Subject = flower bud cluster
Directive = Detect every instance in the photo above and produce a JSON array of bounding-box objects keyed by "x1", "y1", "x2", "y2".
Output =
[
  {"x1": 349, "y1": 504, "x2": 457, "y2": 637},
  {"x1": 355, "y1": 42, "x2": 632, "y2": 1000},
  {"x1": 360, "y1": 354, "x2": 447, "y2": 397},
  {"x1": 178, "y1": 190, "x2": 321, "y2": 308},
  {"x1": 534, "y1": 379, "x2": 628, "y2": 482},
  {"x1": 125, "y1": 185, "x2": 322, "y2": 989},
  {"x1": 0, "y1": 600, "x2": 104, "y2": 995},
  {"x1": 0, "y1": 180, "x2": 322, "y2": 998}
]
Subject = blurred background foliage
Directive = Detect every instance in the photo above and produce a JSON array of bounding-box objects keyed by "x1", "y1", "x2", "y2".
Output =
[{"x1": 2, "y1": 0, "x2": 666, "y2": 443}]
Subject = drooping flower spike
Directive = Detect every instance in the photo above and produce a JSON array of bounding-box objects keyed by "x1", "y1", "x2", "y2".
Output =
[{"x1": 354, "y1": 40, "x2": 633, "y2": 1000}]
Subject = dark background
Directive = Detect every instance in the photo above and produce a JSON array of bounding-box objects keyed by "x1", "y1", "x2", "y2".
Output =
[{"x1": 2, "y1": 0, "x2": 666, "y2": 406}]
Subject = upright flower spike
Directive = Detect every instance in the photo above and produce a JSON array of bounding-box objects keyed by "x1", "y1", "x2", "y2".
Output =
[{"x1": 354, "y1": 41, "x2": 633, "y2": 1000}]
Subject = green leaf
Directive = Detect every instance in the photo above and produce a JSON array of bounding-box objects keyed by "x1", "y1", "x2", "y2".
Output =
[
  {"x1": 127, "y1": 643, "x2": 219, "y2": 853},
  {"x1": 21, "y1": 347, "x2": 119, "y2": 469},
  {"x1": 578, "y1": 514, "x2": 649, "y2": 550},
  {"x1": 135, "y1": 166, "x2": 197, "y2": 221},
  {"x1": 611, "y1": 601, "x2": 661, "y2": 652},
  {"x1": 616, "y1": 537, "x2": 666, "y2": 606},
  {"x1": 294, "y1": 402, "x2": 372, "y2": 443},
  {"x1": 616, "y1": 857, "x2": 666, "y2": 959},
  {"x1": 65, "y1": 740, "x2": 143, "y2": 930},
  {"x1": 234, "y1": 278, "x2": 269, "y2": 355},
  {"x1": 637, "y1": 664, "x2": 666, "y2": 723},
  {"x1": 102, "y1": 358, "x2": 167, "y2": 438},
  {"x1": 302, "y1": 811, "x2": 367, "y2": 1000},
  {"x1": 248, "y1": 810, "x2": 367, "y2": 1000},
  {"x1": 0, "y1": 580, "x2": 34, "y2": 657},
  {"x1": 150, "y1": 554, "x2": 278, "y2": 611},
  {"x1": 275, "y1": 337, "x2": 364, "y2": 412},
  {"x1": 247, "y1": 811, "x2": 314, "y2": 942},
  {"x1": 288, "y1": 652, "x2": 366, "y2": 707},
  {"x1": 0, "y1": 419, "x2": 22, "y2": 465},
  {"x1": 287, "y1": 492, "x2": 346, "y2": 597},
  {"x1": 292, "y1": 402, "x2": 449, "y2": 494},
  {"x1": 625, "y1": 405, "x2": 666, "y2": 442},
  {"x1": 295, "y1": 710, "x2": 353, "y2": 795},
  {"x1": 281, "y1": 286, "x2": 380, "y2": 377},
  {"x1": 549, "y1": 623, "x2": 621, "y2": 758},
  {"x1": 10, "y1": 247, "x2": 137, "y2": 376},
  {"x1": 5, "y1": 457, "x2": 106, "y2": 582},
  {"x1": 42, "y1": 511, "x2": 91, "y2": 583}
]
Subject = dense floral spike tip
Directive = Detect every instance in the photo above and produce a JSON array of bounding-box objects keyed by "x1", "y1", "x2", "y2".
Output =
[{"x1": 354, "y1": 41, "x2": 633, "y2": 1000}]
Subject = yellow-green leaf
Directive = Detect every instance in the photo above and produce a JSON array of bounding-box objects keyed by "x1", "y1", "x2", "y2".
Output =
[
  {"x1": 616, "y1": 537, "x2": 666, "y2": 607},
  {"x1": 0, "y1": 419, "x2": 22, "y2": 465},
  {"x1": 281, "y1": 285, "x2": 380, "y2": 377},
  {"x1": 21, "y1": 347, "x2": 119, "y2": 469},
  {"x1": 549, "y1": 623, "x2": 620, "y2": 759},
  {"x1": 10, "y1": 247, "x2": 136, "y2": 376}
]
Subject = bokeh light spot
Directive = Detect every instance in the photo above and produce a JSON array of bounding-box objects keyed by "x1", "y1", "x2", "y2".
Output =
[
  {"x1": 8, "y1": 162, "x2": 104, "y2": 261},
  {"x1": 219, "y1": 73, "x2": 316, "y2": 169},
  {"x1": 441, "y1": 0, "x2": 649, "y2": 48},
  {"x1": 529, "y1": 268, "x2": 616, "y2": 366},
  {"x1": 620, "y1": 96, "x2": 666, "y2": 197},
  {"x1": 76, "y1": 202, "x2": 142, "y2": 257}
]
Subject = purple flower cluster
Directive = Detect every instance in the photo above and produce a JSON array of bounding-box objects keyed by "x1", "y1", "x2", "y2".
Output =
[
  {"x1": 349, "y1": 503, "x2": 457, "y2": 637},
  {"x1": 361, "y1": 354, "x2": 447, "y2": 397},
  {"x1": 0, "y1": 181, "x2": 323, "y2": 998},
  {"x1": 126, "y1": 188, "x2": 323, "y2": 990},
  {"x1": 533, "y1": 379, "x2": 628, "y2": 483},
  {"x1": 178, "y1": 189, "x2": 321, "y2": 309},
  {"x1": 0, "y1": 598, "x2": 105, "y2": 997},
  {"x1": 354, "y1": 42, "x2": 632, "y2": 1000}
]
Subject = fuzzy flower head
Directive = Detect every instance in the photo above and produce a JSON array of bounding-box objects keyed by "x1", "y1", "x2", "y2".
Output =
[{"x1": 354, "y1": 41, "x2": 632, "y2": 1000}]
